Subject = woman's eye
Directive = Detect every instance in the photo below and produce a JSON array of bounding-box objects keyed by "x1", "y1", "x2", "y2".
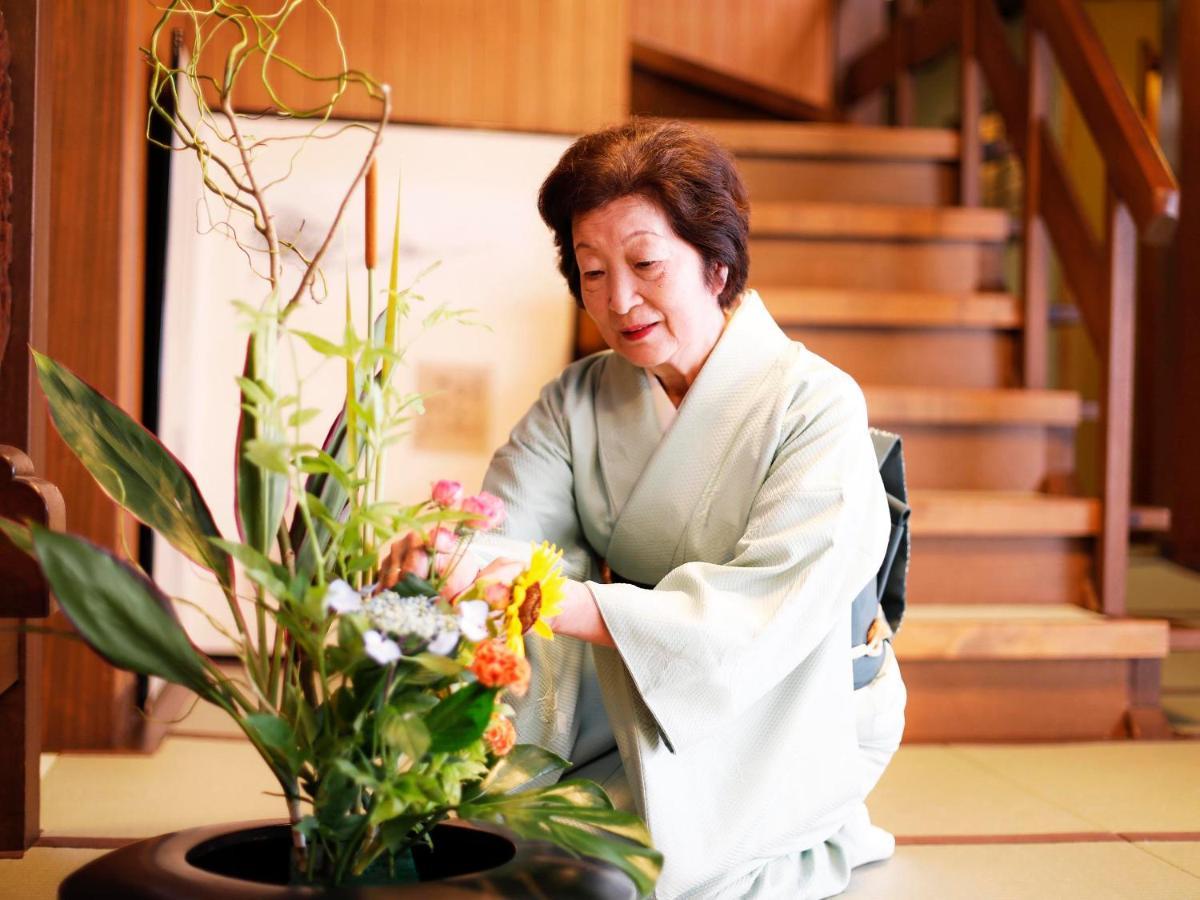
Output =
[
  {"x1": 635, "y1": 260, "x2": 660, "y2": 270},
  {"x1": 583, "y1": 270, "x2": 604, "y2": 280}
]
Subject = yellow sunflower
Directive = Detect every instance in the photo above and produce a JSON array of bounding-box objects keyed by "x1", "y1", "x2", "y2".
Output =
[{"x1": 504, "y1": 542, "x2": 566, "y2": 656}]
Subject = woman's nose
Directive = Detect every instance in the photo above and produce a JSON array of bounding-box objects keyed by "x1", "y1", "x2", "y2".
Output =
[{"x1": 607, "y1": 267, "x2": 639, "y2": 315}]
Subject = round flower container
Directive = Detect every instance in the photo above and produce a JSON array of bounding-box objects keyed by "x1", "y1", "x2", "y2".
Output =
[{"x1": 58, "y1": 819, "x2": 639, "y2": 899}]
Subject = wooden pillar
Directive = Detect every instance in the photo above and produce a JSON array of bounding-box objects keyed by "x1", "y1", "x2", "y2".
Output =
[
  {"x1": 1099, "y1": 200, "x2": 1137, "y2": 616},
  {"x1": 1169, "y1": 0, "x2": 1200, "y2": 569},
  {"x1": 39, "y1": 0, "x2": 151, "y2": 749},
  {"x1": 0, "y1": 0, "x2": 57, "y2": 855},
  {"x1": 958, "y1": 0, "x2": 981, "y2": 206},
  {"x1": 1022, "y1": 28, "x2": 1051, "y2": 390}
]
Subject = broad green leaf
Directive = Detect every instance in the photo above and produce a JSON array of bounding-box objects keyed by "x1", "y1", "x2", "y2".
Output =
[
  {"x1": 425, "y1": 683, "x2": 496, "y2": 753},
  {"x1": 0, "y1": 517, "x2": 33, "y2": 554},
  {"x1": 32, "y1": 351, "x2": 232, "y2": 591},
  {"x1": 477, "y1": 744, "x2": 570, "y2": 798},
  {"x1": 463, "y1": 779, "x2": 661, "y2": 896},
  {"x1": 236, "y1": 326, "x2": 288, "y2": 557},
  {"x1": 380, "y1": 710, "x2": 430, "y2": 762},
  {"x1": 407, "y1": 652, "x2": 463, "y2": 678},
  {"x1": 30, "y1": 525, "x2": 216, "y2": 698},
  {"x1": 243, "y1": 712, "x2": 304, "y2": 775}
]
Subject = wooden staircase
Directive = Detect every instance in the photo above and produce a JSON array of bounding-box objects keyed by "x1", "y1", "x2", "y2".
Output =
[
  {"x1": 607, "y1": 0, "x2": 1184, "y2": 741},
  {"x1": 707, "y1": 119, "x2": 1170, "y2": 741}
]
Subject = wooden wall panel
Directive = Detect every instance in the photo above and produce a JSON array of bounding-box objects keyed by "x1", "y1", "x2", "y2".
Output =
[
  {"x1": 39, "y1": 0, "x2": 152, "y2": 750},
  {"x1": 632, "y1": 0, "x2": 833, "y2": 109},
  {"x1": 199, "y1": 0, "x2": 629, "y2": 134}
]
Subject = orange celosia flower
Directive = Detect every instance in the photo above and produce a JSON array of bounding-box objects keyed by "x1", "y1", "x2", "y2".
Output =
[
  {"x1": 483, "y1": 714, "x2": 516, "y2": 757},
  {"x1": 470, "y1": 639, "x2": 531, "y2": 697}
]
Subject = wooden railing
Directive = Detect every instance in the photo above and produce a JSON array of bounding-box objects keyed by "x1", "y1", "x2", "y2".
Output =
[{"x1": 840, "y1": 0, "x2": 1180, "y2": 619}]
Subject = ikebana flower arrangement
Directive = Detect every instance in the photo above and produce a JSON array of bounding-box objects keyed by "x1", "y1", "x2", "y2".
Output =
[{"x1": 0, "y1": 1, "x2": 659, "y2": 893}]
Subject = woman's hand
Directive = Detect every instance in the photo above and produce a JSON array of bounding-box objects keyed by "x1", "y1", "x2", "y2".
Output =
[{"x1": 550, "y1": 580, "x2": 615, "y2": 648}]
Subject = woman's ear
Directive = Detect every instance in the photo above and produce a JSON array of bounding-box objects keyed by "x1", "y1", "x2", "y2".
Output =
[{"x1": 709, "y1": 262, "x2": 729, "y2": 295}]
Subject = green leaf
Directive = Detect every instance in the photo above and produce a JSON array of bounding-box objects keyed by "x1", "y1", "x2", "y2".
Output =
[
  {"x1": 32, "y1": 350, "x2": 232, "y2": 591},
  {"x1": 243, "y1": 712, "x2": 304, "y2": 775},
  {"x1": 408, "y1": 652, "x2": 463, "y2": 678},
  {"x1": 380, "y1": 710, "x2": 431, "y2": 762},
  {"x1": 0, "y1": 517, "x2": 33, "y2": 555},
  {"x1": 463, "y1": 779, "x2": 662, "y2": 896},
  {"x1": 236, "y1": 327, "x2": 288, "y2": 556},
  {"x1": 292, "y1": 329, "x2": 349, "y2": 359},
  {"x1": 210, "y1": 538, "x2": 290, "y2": 598},
  {"x1": 29, "y1": 525, "x2": 217, "y2": 698},
  {"x1": 424, "y1": 683, "x2": 496, "y2": 753},
  {"x1": 477, "y1": 744, "x2": 570, "y2": 798},
  {"x1": 289, "y1": 311, "x2": 390, "y2": 583}
]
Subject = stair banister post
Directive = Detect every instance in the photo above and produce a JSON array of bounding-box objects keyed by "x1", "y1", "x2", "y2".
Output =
[
  {"x1": 894, "y1": 0, "x2": 916, "y2": 126},
  {"x1": 1098, "y1": 198, "x2": 1137, "y2": 618},
  {"x1": 1022, "y1": 20, "x2": 1051, "y2": 390},
  {"x1": 959, "y1": 0, "x2": 982, "y2": 206}
]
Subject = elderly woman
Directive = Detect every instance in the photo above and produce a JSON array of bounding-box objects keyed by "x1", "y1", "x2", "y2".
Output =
[{"x1": 480, "y1": 120, "x2": 906, "y2": 899}]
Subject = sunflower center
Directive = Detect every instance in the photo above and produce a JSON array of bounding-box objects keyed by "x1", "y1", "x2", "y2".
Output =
[{"x1": 518, "y1": 582, "x2": 542, "y2": 633}]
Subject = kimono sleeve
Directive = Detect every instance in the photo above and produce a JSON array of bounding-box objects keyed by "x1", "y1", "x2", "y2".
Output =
[
  {"x1": 481, "y1": 373, "x2": 592, "y2": 580},
  {"x1": 590, "y1": 373, "x2": 890, "y2": 752}
]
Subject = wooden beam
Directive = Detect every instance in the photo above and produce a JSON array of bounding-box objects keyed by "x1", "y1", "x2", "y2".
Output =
[
  {"x1": 974, "y1": 0, "x2": 1027, "y2": 153},
  {"x1": 631, "y1": 41, "x2": 833, "y2": 121}
]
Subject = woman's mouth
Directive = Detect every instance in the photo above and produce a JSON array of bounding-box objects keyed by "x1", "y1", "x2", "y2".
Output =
[{"x1": 620, "y1": 322, "x2": 658, "y2": 342}]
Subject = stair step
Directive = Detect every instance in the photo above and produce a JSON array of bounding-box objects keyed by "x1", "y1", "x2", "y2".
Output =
[
  {"x1": 894, "y1": 604, "x2": 1169, "y2": 661},
  {"x1": 752, "y1": 202, "x2": 1011, "y2": 242},
  {"x1": 692, "y1": 120, "x2": 960, "y2": 160},
  {"x1": 910, "y1": 490, "x2": 1099, "y2": 537},
  {"x1": 763, "y1": 288, "x2": 1021, "y2": 329},
  {"x1": 863, "y1": 386, "x2": 1083, "y2": 427}
]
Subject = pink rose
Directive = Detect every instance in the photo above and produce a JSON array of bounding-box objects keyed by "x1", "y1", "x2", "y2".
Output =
[
  {"x1": 432, "y1": 479, "x2": 463, "y2": 507},
  {"x1": 428, "y1": 525, "x2": 459, "y2": 554},
  {"x1": 461, "y1": 492, "x2": 506, "y2": 530}
]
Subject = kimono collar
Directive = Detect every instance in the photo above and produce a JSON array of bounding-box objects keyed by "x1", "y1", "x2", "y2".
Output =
[{"x1": 595, "y1": 290, "x2": 792, "y2": 579}]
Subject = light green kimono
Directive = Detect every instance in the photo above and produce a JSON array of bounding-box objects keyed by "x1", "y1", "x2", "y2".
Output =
[{"x1": 482, "y1": 291, "x2": 893, "y2": 899}]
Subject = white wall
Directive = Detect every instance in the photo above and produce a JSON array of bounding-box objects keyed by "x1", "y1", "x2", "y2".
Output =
[{"x1": 156, "y1": 118, "x2": 574, "y2": 652}]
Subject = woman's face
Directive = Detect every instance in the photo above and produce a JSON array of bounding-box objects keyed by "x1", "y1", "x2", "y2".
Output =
[{"x1": 572, "y1": 195, "x2": 728, "y2": 381}]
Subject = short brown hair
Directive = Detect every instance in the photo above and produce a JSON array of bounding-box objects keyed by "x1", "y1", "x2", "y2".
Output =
[{"x1": 538, "y1": 119, "x2": 750, "y2": 310}]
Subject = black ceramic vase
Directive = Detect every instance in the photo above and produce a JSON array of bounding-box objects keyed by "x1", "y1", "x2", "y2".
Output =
[{"x1": 58, "y1": 819, "x2": 639, "y2": 899}]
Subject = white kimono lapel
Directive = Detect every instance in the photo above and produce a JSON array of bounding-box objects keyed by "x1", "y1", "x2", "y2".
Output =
[{"x1": 597, "y1": 291, "x2": 792, "y2": 584}]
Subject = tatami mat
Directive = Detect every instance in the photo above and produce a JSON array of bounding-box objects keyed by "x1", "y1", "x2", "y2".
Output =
[
  {"x1": 1127, "y1": 555, "x2": 1200, "y2": 617},
  {"x1": 166, "y1": 694, "x2": 246, "y2": 739},
  {"x1": 0, "y1": 849, "x2": 106, "y2": 900},
  {"x1": 842, "y1": 842, "x2": 1200, "y2": 899},
  {"x1": 867, "y1": 746, "x2": 1098, "y2": 837},
  {"x1": 1133, "y1": 841, "x2": 1200, "y2": 880},
  {"x1": 952, "y1": 742, "x2": 1200, "y2": 833},
  {"x1": 1163, "y1": 694, "x2": 1200, "y2": 734},
  {"x1": 40, "y1": 736, "x2": 282, "y2": 839}
]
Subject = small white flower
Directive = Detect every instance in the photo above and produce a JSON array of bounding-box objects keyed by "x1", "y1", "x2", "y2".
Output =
[
  {"x1": 323, "y1": 579, "x2": 363, "y2": 615},
  {"x1": 456, "y1": 599, "x2": 490, "y2": 642},
  {"x1": 363, "y1": 629, "x2": 401, "y2": 665},
  {"x1": 426, "y1": 627, "x2": 460, "y2": 657}
]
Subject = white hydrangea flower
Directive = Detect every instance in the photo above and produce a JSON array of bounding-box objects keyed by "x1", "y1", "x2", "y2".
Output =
[
  {"x1": 364, "y1": 591, "x2": 460, "y2": 656},
  {"x1": 323, "y1": 579, "x2": 363, "y2": 615},
  {"x1": 363, "y1": 629, "x2": 401, "y2": 665}
]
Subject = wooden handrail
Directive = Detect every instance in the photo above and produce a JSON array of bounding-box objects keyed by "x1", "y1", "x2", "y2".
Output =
[{"x1": 1031, "y1": 0, "x2": 1178, "y2": 244}]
